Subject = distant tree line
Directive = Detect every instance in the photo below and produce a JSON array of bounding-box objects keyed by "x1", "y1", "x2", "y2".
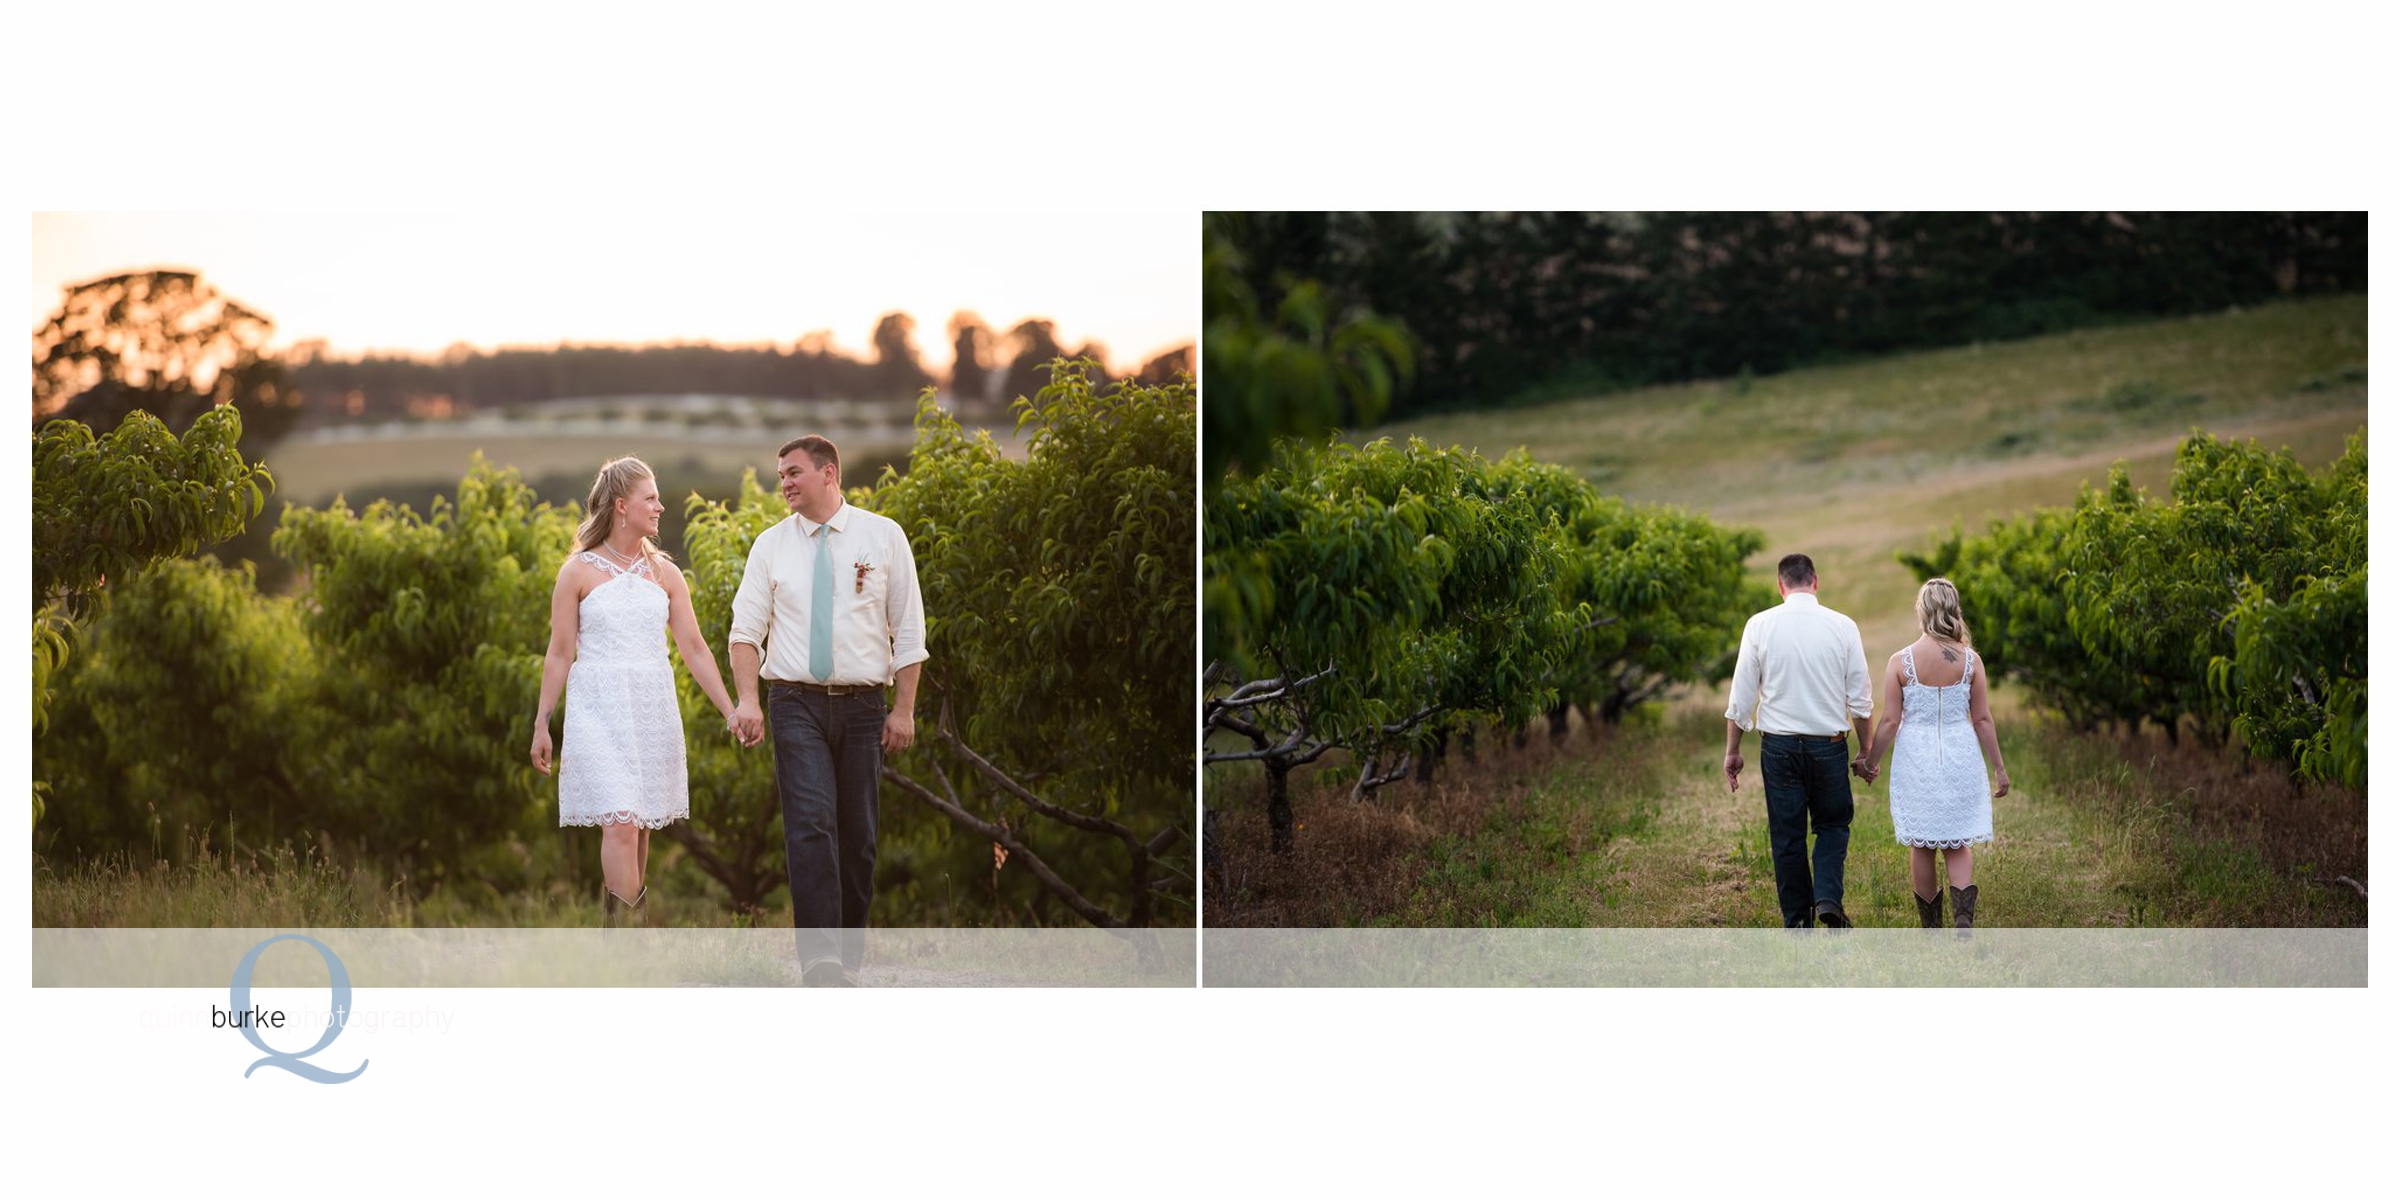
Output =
[
  {"x1": 1207, "y1": 212, "x2": 2368, "y2": 416},
  {"x1": 31, "y1": 269, "x2": 1194, "y2": 431},
  {"x1": 284, "y1": 313, "x2": 1194, "y2": 423}
]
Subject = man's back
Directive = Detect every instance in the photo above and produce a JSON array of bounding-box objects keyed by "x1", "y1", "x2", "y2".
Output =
[{"x1": 1725, "y1": 592, "x2": 1872, "y2": 737}]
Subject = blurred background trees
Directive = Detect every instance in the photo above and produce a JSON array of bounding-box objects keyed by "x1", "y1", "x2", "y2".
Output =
[
  {"x1": 32, "y1": 270, "x2": 302, "y2": 457},
  {"x1": 1209, "y1": 212, "x2": 2369, "y2": 418}
]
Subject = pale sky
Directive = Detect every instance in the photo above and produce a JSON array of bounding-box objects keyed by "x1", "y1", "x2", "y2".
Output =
[{"x1": 31, "y1": 211, "x2": 1195, "y2": 374}]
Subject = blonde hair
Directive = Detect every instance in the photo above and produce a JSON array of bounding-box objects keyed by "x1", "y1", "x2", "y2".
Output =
[
  {"x1": 1915, "y1": 577, "x2": 1971, "y2": 646},
  {"x1": 575, "y1": 457, "x2": 668, "y2": 563}
]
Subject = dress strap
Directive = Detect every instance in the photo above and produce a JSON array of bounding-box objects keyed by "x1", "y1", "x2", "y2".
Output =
[
  {"x1": 580, "y1": 548, "x2": 656, "y2": 579},
  {"x1": 1901, "y1": 645, "x2": 1919, "y2": 686},
  {"x1": 1962, "y1": 648, "x2": 1975, "y2": 686}
]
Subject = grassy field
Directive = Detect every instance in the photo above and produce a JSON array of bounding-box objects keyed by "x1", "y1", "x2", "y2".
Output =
[
  {"x1": 1383, "y1": 293, "x2": 2366, "y2": 654},
  {"x1": 1207, "y1": 296, "x2": 2368, "y2": 927},
  {"x1": 263, "y1": 428, "x2": 935, "y2": 507},
  {"x1": 30, "y1": 843, "x2": 777, "y2": 928}
]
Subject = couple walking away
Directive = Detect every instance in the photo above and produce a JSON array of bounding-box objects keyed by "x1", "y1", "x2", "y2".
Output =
[
  {"x1": 529, "y1": 437, "x2": 928, "y2": 987},
  {"x1": 1722, "y1": 554, "x2": 2011, "y2": 933}
]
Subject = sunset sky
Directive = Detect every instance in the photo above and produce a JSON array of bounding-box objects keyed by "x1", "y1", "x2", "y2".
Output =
[{"x1": 30, "y1": 211, "x2": 1194, "y2": 374}]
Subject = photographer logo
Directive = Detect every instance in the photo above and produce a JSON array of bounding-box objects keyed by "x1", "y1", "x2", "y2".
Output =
[{"x1": 224, "y1": 934, "x2": 369, "y2": 1084}]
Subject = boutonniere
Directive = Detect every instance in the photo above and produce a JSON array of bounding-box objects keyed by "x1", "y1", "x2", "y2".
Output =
[{"x1": 853, "y1": 559, "x2": 873, "y2": 594}]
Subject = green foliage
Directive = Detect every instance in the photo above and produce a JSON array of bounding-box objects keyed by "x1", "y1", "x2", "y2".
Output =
[
  {"x1": 271, "y1": 459, "x2": 575, "y2": 878},
  {"x1": 30, "y1": 407, "x2": 273, "y2": 810},
  {"x1": 1207, "y1": 435, "x2": 1762, "y2": 855},
  {"x1": 1209, "y1": 438, "x2": 1572, "y2": 763},
  {"x1": 874, "y1": 363, "x2": 1192, "y2": 815},
  {"x1": 1911, "y1": 429, "x2": 2366, "y2": 788},
  {"x1": 1202, "y1": 217, "x2": 1413, "y2": 478},
  {"x1": 33, "y1": 407, "x2": 271, "y2": 617},
  {"x1": 36, "y1": 559, "x2": 316, "y2": 859},
  {"x1": 865, "y1": 362, "x2": 1196, "y2": 924},
  {"x1": 1488, "y1": 454, "x2": 1771, "y2": 722}
]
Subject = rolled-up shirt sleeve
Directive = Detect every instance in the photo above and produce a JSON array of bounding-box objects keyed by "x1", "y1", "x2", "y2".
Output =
[
  {"x1": 1844, "y1": 623, "x2": 1875, "y2": 720},
  {"x1": 1724, "y1": 616, "x2": 1763, "y2": 730},
  {"x1": 884, "y1": 524, "x2": 929, "y2": 672},
  {"x1": 727, "y1": 526, "x2": 776, "y2": 651}
]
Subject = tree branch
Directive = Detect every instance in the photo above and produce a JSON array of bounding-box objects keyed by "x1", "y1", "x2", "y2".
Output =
[
  {"x1": 937, "y1": 722, "x2": 1137, "y2": 842},
  {"x1": 879, "y1": 764, "x2": 1124, "y2": 929}
]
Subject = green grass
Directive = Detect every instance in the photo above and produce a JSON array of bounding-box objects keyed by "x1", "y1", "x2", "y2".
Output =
[
  {"x1": 1208, "y1": 705, "x2": 2364, "y2": 928},
  {"x1": 37, "y1": 842, "x2": 769, "y2": 929}
]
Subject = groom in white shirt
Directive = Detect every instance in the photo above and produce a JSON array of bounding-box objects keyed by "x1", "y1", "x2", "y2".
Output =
[
  {"x1": 1721, "y1": 553, "x2": 1875, "y2": 929},
  {"x1": 728, "y1": 434, "x2": 928, "y2": 986}
]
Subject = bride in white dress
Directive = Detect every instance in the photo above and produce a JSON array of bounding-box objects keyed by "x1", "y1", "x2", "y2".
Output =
[
  {"x1": 530, "y1": 457, "x2": 745, "y2": 925},
  {"x1": 1858, "y1": 578, "x2": 2012, "y2": 933}
]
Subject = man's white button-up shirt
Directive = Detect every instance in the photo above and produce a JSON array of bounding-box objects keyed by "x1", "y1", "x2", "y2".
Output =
[
  {"x1": 728, "y1": 500, "x2": 929, "y2": 686},
  {"x1": 1723, "y1": 592, "x2": 1873, "y2": 736}
]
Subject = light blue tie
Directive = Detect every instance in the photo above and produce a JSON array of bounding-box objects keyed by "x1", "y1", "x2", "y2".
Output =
[{"x1": 809, "y1": 522, "x2": 835, "y2": 682}]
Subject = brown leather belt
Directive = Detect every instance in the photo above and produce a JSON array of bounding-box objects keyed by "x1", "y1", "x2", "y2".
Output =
[{"x1": 768, "y1": 680, "x2": 882, "y2": 698}]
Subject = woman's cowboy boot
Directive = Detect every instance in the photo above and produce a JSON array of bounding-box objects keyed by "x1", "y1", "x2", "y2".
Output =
[
  {"x1": 1949, "y1": 884, "x2": 1979, "y2": 938},
  {"x1": 604, "y1": 887, "x2": 633, "y2": 929},
  {"x1": 1914, "y1": 890, "x2": 1944, "y2": 929}
]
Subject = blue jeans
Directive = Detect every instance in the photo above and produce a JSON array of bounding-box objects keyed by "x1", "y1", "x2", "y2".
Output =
[
  {"x1": 769, "y1": 684, "x2": 885, "y2": 970},
  {"x1": 1759, "y1": 733, "x2": 1854, "y2": 927}
]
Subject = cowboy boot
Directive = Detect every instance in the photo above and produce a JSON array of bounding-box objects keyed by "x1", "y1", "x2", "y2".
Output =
[
  {"x1": 1914, "y1": 889, "x2": 1944, "y2": 929},
  {"x1": 604, "y1": 886, "x2": 632, "y2": 929},
  {"x1": 625, "y1": 885, "x2": 648, "y2": 928},
  {"x1": 1949, "y1": 884, "x2": 1978, "y2": 938}
]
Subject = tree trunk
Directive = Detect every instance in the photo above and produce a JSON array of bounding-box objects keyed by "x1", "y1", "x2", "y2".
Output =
[
  {"x1": 1266, "y1": 762, "x2": 1295, "y2": 854},
  {"x1": 1415, "y1": 730, "x2": 1443, "y2": 784},
  {"x1": 1548, "y1": 701, "x2": 1571, "y2": 741}
]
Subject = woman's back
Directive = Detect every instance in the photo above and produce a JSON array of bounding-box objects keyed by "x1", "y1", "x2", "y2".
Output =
[{"x1": 1888, "y1": 637, "x2": 1990, "y2": 849}]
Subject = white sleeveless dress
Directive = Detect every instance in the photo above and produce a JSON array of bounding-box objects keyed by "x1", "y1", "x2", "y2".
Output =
[
  {"x1": 1888, "y1": 644, "x2": 1994, "y2": 849},
  {"x1": 558, "y1": 550, "x2": 689, "y2": 829}
]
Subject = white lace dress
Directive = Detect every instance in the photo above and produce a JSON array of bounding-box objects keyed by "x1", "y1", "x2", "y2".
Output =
[
  {"x1": 558, "y1": 551, "x2": 689, "y2": 829},
  {"x1": 1888, "y1": 644, "x2": 1994, "y2": 849}
]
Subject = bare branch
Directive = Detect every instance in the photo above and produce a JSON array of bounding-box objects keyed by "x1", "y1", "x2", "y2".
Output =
[
  {"x1": 1206, "y1": 710, "x2": 1270, "y2": 746},
  {"x1": 1204, "y1": 736, "x2": 1340, "y2": 767},
  {"x1": 880, "y1": 764, "x2": 1123, "y2": 929},
  {"x1": 1376, "y1": 705, "x2": 1441, "y2": 737},
  {"x1": 937, "y1": 723, "x2": 1137, "y2": 841},
  {"x1": 1350, "y1": 755, "x2": 1411, "y2": 801}
]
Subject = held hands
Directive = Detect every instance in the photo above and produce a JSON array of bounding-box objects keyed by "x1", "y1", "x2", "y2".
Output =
[
  {"x1": 729, "y1": 699, "x2": 765, "y2": 748},
  {"x1": 1850, "y1": 755, "x2": 1878, "y2": 786},
  {"x1": 882, "y1": 708, "x2": 915, "y2": 755}
]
